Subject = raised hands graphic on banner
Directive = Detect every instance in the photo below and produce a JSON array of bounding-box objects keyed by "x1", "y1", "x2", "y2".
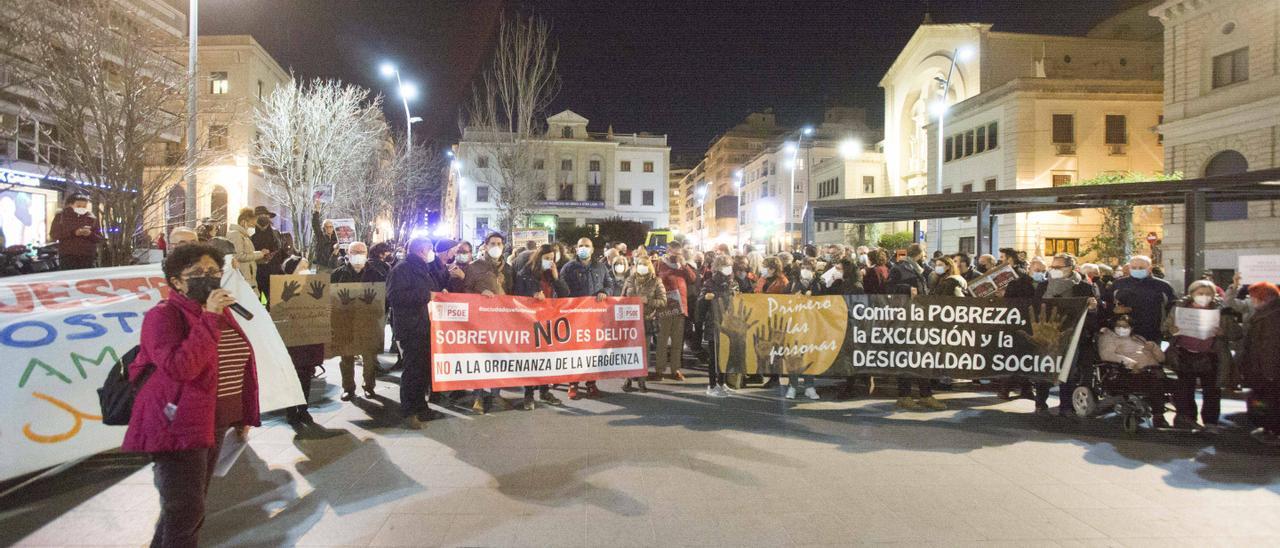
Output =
[
  {"x1": 280, "y1": 280, "x2": 301, "y2": 302},
  {"x1": 307, "y1": 280, "x2": 326, "y2": 300},
  {"x1": 336, "y1": 289, "x2": 354, "y2": 306},
  {"x1": 1021, "y1": 302, "x2": 1068, "y2": 353},
  {"x1": 358, "y1": 288, "x2": 377, "y2": 305},
  {"x1": 752, "y1": 315, "x2": 808, "y2": 374},
  {"x1": 719, "y1": 300, "x2": 758, "y2": 374}
]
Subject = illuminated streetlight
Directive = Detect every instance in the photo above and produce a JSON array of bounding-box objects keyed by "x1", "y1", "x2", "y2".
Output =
[
  {"x1": 929, "y1": 100, "x2": 948, "y2": 117},
  {"x1": 839, "y1": 139, "x2": 863, "y2": 159},
  {"x1": 783, "y1": 142, "x2": 797, "y2": 154},
  {"x1": 378, "y1": 61, "x2": 421, "y2": 151},
  {"x1": 958, "y1": 46, "x2": 976, "y2": 61},
  {"x1": 801, "y1": 126, "x2": 815, "y2": 136},
  {"x1": 379, "y1": 62, "x2": 396, "y2": 77},
  {"x1": 399, "y1": 82, "x2": 418, "y2": 101}
]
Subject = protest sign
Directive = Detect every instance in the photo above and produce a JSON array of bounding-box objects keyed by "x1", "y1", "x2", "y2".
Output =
[
  {"x1": 968, "y1": 265, "x2": 1018, "y2": 297},
  {"x1": 1238, "y1": 255, "x2": 1280, "y2": 285},
  {"x1": 511, "y1": 228, "x2": 550, "y2": 249},
  {"x1": 717, "y1": 294, "x2": 1089, "y2": 383},
  {"x1": 269, "y1": 274, "x2": 331, "y2": 346},
  {"x1": 429, "y1": 293, "x2": 647, "y2": 391},
  {"x1": 714, "y1": 294, "x2": 849, "y2": 377},
  {"x1": 1174, "y1": 307, "x2": 1219, "y2": 340},
  {"x1": 0, "y1": 265, "x2": 302, "y2": 482},
  {"x1": 328, "y1": 282, "x2": 385, "y2": 357},
  {"x1": 331, "y1": 218, "x2": 357, "y2": 248}
]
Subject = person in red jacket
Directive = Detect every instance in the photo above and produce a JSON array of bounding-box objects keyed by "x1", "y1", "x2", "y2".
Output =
[
  {"x1": 656, "y1": 240, "x2": 698, "y2": 380},
  {"x1": 48, "y1": 194, "x2": 105, "y2": 269},
  {"x1": 124, "y1": 243, "x2": 260, "y2": 547}
]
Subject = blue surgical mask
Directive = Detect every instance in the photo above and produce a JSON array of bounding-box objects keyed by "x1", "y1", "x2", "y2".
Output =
[
  {"x1": 1130, "y1": 268, "x2": 1149, "y2": 279},
  {"x1": 1031, "y1": 272, "x2": 1046, "y2": 283},
  {"x1": 577, "y1": 247, "x2": 591, "y2": 260}
]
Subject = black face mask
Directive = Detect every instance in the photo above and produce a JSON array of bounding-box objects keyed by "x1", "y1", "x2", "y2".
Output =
[{"x1": 184, "y1": 276, "x2": 221, "y2": 304}]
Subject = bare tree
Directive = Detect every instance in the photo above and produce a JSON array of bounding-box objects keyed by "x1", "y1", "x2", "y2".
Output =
[
  {"x1": 463, "y1": 14, "x2": 560, "y2": 235},
  {"x1": 19, "y1": 0, "x2": 196, "y2": 265},
  {"x1": 253, "y1": 78, "x2": 386, "y2": 256},
  {"x1": 335, "y1": 130, "x2": 395, "y2": 245},
  {"x1": 385, "y1": 141, "x2": 447, "y2": 243}
]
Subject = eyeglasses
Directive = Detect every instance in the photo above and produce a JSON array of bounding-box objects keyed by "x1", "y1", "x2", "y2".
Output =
[{"x1": 181, "y1": 269, "x2": 223, "y2": 279}]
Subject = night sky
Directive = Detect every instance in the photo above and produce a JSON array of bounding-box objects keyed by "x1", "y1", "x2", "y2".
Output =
[{"x1": 202, "y1": 0, "x2": 1146, "y2": 158}]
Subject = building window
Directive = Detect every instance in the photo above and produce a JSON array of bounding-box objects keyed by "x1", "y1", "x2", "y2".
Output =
[
  {"x1": 620, "y1": 160, "x2": 631, "y2": 172},
  {"x1": 476, "y1": 186, "x2": 489, "y2": 202},
  {"x1": 975, "y1": 126, "x2": 987, "y2": 154},
  {"x1": 1105, "y1": 115, "x2": 1127, "y2": 145},
  {"x1": 643, "y1": 161, "x2": 654, "y2": 173},
  {"x1": 1045, "y1": 238, "x2": 1080, "y2": 256},
  {"x1": 961, "y1": 183, "x2": 973, "y2": 193},
  {"x1": 587, "y1": 184, "x2": 603, "y2": 202},
  {"x1": 1052, "y1": 173, "x2": 1073, "y2": 187},
  {"x1": 475, "y1": 217, "x2": 490, "y2": 239},
  {"x1": 619, "y1": 190, "x2": 631, "y2": 205},
  {"x1": 1205, "y1": 150, "x2": 1249, "y2": 221},
  {"x1": 944, "y1": 136, "x2": 954, "y2": 162},
  {"x1": 1052, "y1": 114, "x2": 1075, "y2": 144},
  {"x1": 475, "y1": 155, "x2": 489, "y2": 168},
  {"x1": 561, "y1": 126, "x2": 573, "y2": 138},
  {"x1": 589, "y1": 159, "x2": 601, "y2": 172},
  {"x1": 863, "y1": 176, "x2": 875, "y2": 194},
  {"x1": 987, "y1": 122, "x2": 998, "y2": 149},
  {"x1": 210, "y1": 72, "x2": 228, "y2": 94},
  {"x1": 1212, "y1": 47, "x2": 1249, "y2": 89},
  {"x1": 984, "y1": 177, "x2": 996, "y2": 192},
  {"x1": 533, "y1": 159, "x2": 544, "y2": 170},
  {"x1": 964, "y1": 130, "x2": 975, "y2": 158},
  {"x1": 558, "y1": 183, "x2": 573, "y2": 200},
  {"x1": 642, "y1": 190, "x2": 654, "y2": 206},
  {"x1": 560, "y1": 159, "x2": 572, "y2": 171},
  {"x1": 208, "y1": 125, "x2": 228, "y2": 150},
  {"x1": 959, "y1": 236, "x2": 975, "y2": 255}
]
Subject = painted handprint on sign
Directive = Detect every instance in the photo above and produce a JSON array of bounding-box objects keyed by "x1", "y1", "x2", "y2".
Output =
[
  {"x1": 751, "y1": 315, "x2": 809, "y2": 374},
  {"x1": 280, "y1": 280, "x2": 301, "y2": 302},
  {"x1": 1020, "y1": 302, "x2": 1068, "y2": 353},
  {"x1": 307, "y1": 280, "x2": 326, "y2": 300},
  {"x1": 718, "y1": 299, "x2": 758, "y2": 375},
  {"x1": 358, "y1": 287, "x2": 377, "y2": 305},
  {"x1": 336, "y1": 289, "x2": 354, "y2": 306}
]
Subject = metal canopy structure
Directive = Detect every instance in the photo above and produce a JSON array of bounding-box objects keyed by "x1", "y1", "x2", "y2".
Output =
[{"x1": 807, "y1": 167, "x2": 1280, "y2": 286}]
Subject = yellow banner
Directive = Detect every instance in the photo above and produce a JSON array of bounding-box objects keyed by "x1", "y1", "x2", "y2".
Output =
[{"x1": 716, "y1": 294, "x2": 848, "y2": 376}]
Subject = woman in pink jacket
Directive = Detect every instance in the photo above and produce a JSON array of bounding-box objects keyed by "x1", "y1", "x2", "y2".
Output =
[{"x1": 124, "y1": 243, "x2": 260, "y2": 548}]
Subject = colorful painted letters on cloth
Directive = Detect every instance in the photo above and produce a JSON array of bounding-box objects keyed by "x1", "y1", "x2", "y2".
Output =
[
  {"x1": 0, "y1": 265, "x2": 303, "y2": 482},
  {"x1": 429, "y1": 293, "x2": 647, "y2": 391}
]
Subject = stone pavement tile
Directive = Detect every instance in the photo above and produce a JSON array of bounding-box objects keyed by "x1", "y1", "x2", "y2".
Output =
[
  {"x1": 775, "y1": 511, "x2": 857, "y2": 545},
  {"x1": 16, "y1": 511, "x2": 154, "y2": 547},
  {"x1": 291, "y1": 507, "x2": 392, "y2": 546},
  {"x1": 1064, "y1": 507, "x2": 1198, "y2": 539},
  {"x1": 581, "y1": 509, "x2": 657, "y2": 547},
  {"x1": 1023, "y1": 482, "x2": 1154, "y2": 509},
  {"x1": 1117, "y1": 483, "x2": 1280, "y2": 509},
  {"x1": 716, "y1": 513, "x2": 795, "y2": 546},
  {"x1": 369, "y1": 513, "x2": 452, "y2": 547},
  {"x1": 953, "y1": 505, "x2": 1106, "y2": 541},
  {"x1": 648, "y1": 508, "x2": 727, "y2": 546},
  {"x1": 383, "y1": 486, "x2": 467, "y2": 514},
  {"x1": 439, "y1": 512, "x2": 522, "y2": 547},
  {"x1": 510, "y1": 513, "x2": 589, "y2": 548},
  {"x1": 1165, "y1": 505, "x2": 1280, "y2": 538}
]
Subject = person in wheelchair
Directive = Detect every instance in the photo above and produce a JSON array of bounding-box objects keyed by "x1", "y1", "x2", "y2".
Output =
[{"x1": 1096, "y1": 315, "x2": 1172, "y2": 428}]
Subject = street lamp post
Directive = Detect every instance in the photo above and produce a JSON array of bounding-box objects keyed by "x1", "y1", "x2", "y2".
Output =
[
  {"x1": 786, "y1": 126, "x2": 813, "y2": 253},
  {"x1": 733, "y1": 169, "x2": 743, "y2": 251},
  {"x1": 697, "y1": 183, "x2": 708, "y2": 249},
  {"x1": 379, "y1": 63, "x2": 421, "y2": 154},
  {"x1": 184, "y1": 0, "x2": 198, "y2": 227},
  {"x1": 931, "y1": 46, "x2": 974, "y2": 252}
]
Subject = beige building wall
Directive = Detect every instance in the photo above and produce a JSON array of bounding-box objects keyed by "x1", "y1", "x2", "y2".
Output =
[
  {"x1": 1152, "y1": 0, "x2": 1280, "y2": 291},
  {"x1": 809, "y1": 151, "x2": 888, "y2": 246}
]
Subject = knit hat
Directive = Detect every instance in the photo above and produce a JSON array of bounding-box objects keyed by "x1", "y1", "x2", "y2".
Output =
[
  {"x1": 433, "y1": 239, "x2": 459, "y2": 253},
  {"x1": 1187, "y1": 279, "x2": 1217, "y2": 295},
  {"x1": 1248, "y1": 282, "x2": 1280, "y2": 302}
]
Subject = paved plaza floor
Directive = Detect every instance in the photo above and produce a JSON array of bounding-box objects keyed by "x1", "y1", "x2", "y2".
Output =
[{"x1": 4, "y1": 353, "x2": 1280, "y2": 547}]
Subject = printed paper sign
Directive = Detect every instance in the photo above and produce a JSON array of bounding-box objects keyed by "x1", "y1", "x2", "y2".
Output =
[
  {"x1": 1174, "y1": 307, "x2": 1220, "y2": 340},
  {"x1": 331, "y1": 218, "x2": 357, "y2": 247},
  {"x1": 968, "y1": 265, "x2": 1018, "y2": 298},
  {"x1": 428, "y1": 293, "x2": 647, "y2": 391},
  {"x1": 1238, "y1": 255, "x2": 1280, "y2": 286},
  {"x1": 328, "y1": 282, "x2": 385, "y2": 357},
  {"x1": 268, "y1": 274, "x2": 331, "y2": 346}
]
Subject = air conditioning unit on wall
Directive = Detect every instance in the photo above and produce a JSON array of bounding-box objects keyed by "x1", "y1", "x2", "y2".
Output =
[{"x1": 1055, "y1": 143, "x2": 1076, "y2": 156}]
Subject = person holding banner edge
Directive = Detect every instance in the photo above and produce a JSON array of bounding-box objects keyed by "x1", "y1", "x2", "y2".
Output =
[
  {"x1": 701, "y1": 254, "x2": 739, "y2": 396},
  {"x1": 887, "y1": 244, "x2": 945, "y2": 411},
  {"x1": 387, "y1": 236, "x2": 444, "y2": 429},
  {"x1": 622, "y1": 253, "x2": 668, "y2": 394},
  {"x1": 513, "y1": 243, "x2": 568, "y2": 409},
  {"x1": 465, "y1": 232, "x2": 516, "y2": 413},
  {"x1": 562, "y1": 236, "x2": 615, "y2": 399}
]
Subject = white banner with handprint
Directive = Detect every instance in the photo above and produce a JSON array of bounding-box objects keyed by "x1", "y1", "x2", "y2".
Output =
[
  {"x1": 0, "y1": 265, "x2": 303, "y2": 482},
  {"x1": 328, "y1": 282, "x2": 385, "y2": 358}
]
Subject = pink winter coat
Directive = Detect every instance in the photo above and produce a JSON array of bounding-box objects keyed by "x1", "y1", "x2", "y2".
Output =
[{"x1": 122, "y1": 292, "x2": 260, "y2": 453}]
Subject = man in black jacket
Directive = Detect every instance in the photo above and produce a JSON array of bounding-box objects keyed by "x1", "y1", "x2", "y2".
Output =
[
  {"x1": 886, "y1": 243, "x2": 929, "y2": 296},
  {"x1": 1032, "y1": 253, "x2": 1101, "y2": 415},
  {"x1": 310, "y1": 200, "x2": 339, "y2": 270},
  {"x1": 560, "y1": 237, "x2": 613, "y2": 399},
  {"x1": 387, "y1": 237, "x2": 442, "y2": 429},
  {"x1": 1102, "y1": 255, "x2": 1176, "y2": 343}
]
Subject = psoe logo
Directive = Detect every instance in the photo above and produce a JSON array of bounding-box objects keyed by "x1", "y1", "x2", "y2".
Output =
[
  {"x1": 432, "y1": 302, "x2": 469, "y2": 322},
  {"x1": 614, "y1": 304, "x2": 641, "y2": 322}
]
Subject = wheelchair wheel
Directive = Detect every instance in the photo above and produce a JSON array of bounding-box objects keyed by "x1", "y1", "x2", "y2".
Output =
[
  {"x1": 1072, "y1": 386, "x2": 1099, "y2": 417},
  {"x1": 1123, "y1": 413, "x2": 1140, "y2": 434}
]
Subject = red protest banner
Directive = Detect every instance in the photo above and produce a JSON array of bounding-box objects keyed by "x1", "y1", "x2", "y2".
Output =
[{"x1": 428, "y1": 293, "x2": 648, "y2": 391}]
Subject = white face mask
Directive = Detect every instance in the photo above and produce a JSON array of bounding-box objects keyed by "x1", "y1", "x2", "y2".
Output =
[
  {"x1": 424, "y1": 250, "x2": 436, "y2": 263},
  {"x1": 455, "y1": 253, "x2": 471, "y2": 264},
  {"x1": 761, "y1": 268, "x2": 772, "y2": 278},
  {"x1": 395, "y1": 252, "x2": 405, "y2": 261},
  {"x1": 934, "y1": 265, "x2": 947, "y2": 276},
  {"x1": 1114, "y1": 327, "x2": 1132, "y2": 337},
  {"x1": 487, "y1": 246, "x2": 502, "y2": 259},
  {"x1": 614, "y1": 264, "x2": 627, "y2": 274},
  {"x1": 1193, "y1": 295, "x2": 1213, "y2": 307},
  {"x1": 720, "y1": 266, "x2": 733, "y2": 276},
  {"x1": 1048, "y1": 268, "x2": 1068, "y2": 280},
  {"x1": 800, "y1": 269, "x2": 814, "y2": 281},
  {"x1": 541, "y1": 259, "x2": 554, "y2": 271},
  {"x1": 72, "y1": 207, "x2": 89, "y2": 215},
  {"x1": 349, "y1": 254, "x2": 368, "y2": 267},
  {"x1": 636, "y1": 265, "x2": 650, "y2": 276}
]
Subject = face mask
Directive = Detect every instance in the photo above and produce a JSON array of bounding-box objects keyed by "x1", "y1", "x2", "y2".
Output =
[
  {"x1": 614, "y1": 264, "x2": 627, "y2": 274},
  {"x1": 455, "y1": 253, "x2": 471, "y2": 264},
  {"x1": 577, "y1": 247, "x2": 591, "y2": 260},
  {"x1": 246, "y1": 226, "x2": 256, "y2": 237},
  {"x1": 1130, "y1": 268, "x2": 1149, "y2": 279},
  {"x1": 822, "y1": 254, "x2": 833, "y2": 262},
  {"x1": 636, "y1": 265, "x2": 650, "y2": 276},
  {"x1": 72, "y1": 207, "x2": 89, "y2": 215},
  {"x1": 800, "y1": 269, "x2": 814, "y2": 281},
  {"x1": 934, "y1": 265, "x2": 947, "y2": 276},
  {"x1": 720, "y1": 266, "x2": 733, "y2": 276},
  {"x1": 541, "y1": 259, "x2": 554, "y2": 271},
  {"x1": 858, "y1": 254, "x2": 868, "y2": 265},
  {"x1": 184, "y1": 276, "x2": 220, "y2": 304},
  {"x1": 424, "y1": 250, "x2": 436, "y2": 263},
  {"x1": 1031, "y1": 272, "x2": 1047, "y2": 283},
  {"x1": 1193, "y1": 295, "x2": 1213, "y2": 307},
  {"x1": 487, "y1": 246, "x2": 502, "y2": 259},
  {"x1": 554, "y1": 252, "x2": 562, "y2": 262},
  {"x1": 395, "y1": 252, "x2": 405, "y2": 261},
  {"x1": 1048, "y1": 268, "x2": 1067, "y2": 280},
  {"x1": 1114, "y1": 327, "x2": 1132, "y2": 337},
  {"x1": 349, "y1": 254, "x2": 368, "y2": 267},
  {"x1": 761, "y1": 268, "x2": 772, "y2": 278}
]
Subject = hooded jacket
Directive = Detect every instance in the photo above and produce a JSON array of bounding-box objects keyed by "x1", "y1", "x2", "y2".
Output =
[
  {"x1": 123, "y1": 292, "x2": 260, "y2": 453},
  {"x1": 49, "y1": 206, "x2": 106, "y2": 258},
  {"x1": 226, "y1": 224, "x2": 263, "y2": 288},
  {"x1": 1237, "y1": 299, "x2": 1280, "y2": 385},
  {"x1": 386, "y1": 253, "x2": 442, "y2": 342}
]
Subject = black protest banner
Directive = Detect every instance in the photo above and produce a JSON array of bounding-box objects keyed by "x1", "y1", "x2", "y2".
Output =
[{"x1": 840, "y1": 295, "x2": 1089, "y2": 382}]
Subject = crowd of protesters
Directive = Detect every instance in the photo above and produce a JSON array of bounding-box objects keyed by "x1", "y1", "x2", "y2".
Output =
[{"x1": 124, "y1": 210, "x2": 1280, "y2": 546}]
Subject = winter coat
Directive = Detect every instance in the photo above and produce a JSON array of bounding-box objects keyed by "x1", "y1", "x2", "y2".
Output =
[
  {"x1": 1237, "y1": 299, "x2": 1280, "y2": 385},
  {"x1": 623, "y1": 273, "x2": 668, "y2": 321},
  {"x1": 700, "y1": 272, "x2": 737, "y2": 338},
  {"x1": 1161, "y1": 298, "x2": 1243, "y2": 387},
  {"x1": 886, "y1": 259, "x2": 929, "y2": 296},
  {"x1": 862, "y1": 264, "x2": 891, "y2": 295},
  {"x1": 513, "y1": 264, "x2": 570, "y2": 298},
  {"x1": 311, "y1": 210, "x2": 339, "y2": 268},
  {"x1": 251, "y1": 226, "x2": 281, "y2": 259},
  {"x1": 463, "y1": 256, "x2": 513, "y2": 295},
  {"x1": 226, "y1": 224, "x2": 263, "y2": 289},
  {"x1": 123, "y1": 292, "x2": 260, "y2": 453},
  {"x1": 1097, "y1": 328, "x2": 1164, "y2": 369},
  {"x1": 655, "y1": 259, "x2": 697, "y2": 316},
  {"x1": 386, "y1": 253, "x2": 442, "y2": 342},
  {"x1": 789, "y1": 276, "x2": 819, "y2": 296},
  {"x1": 932, "y1": 274, "x2": 968, "y2": 297},
  {"x1": 48, "y1": 207, "x2": 105, "y2": 259},
  {"x1": 330, "y1": 263, "x2": 387, "y2": 284},
  {"x1": 755, "y1": 274, "x2": 790, "y2": 295},
  {"x1": 563, "y1": 258, "x2": 615, "y2": 299},
  {"x1": 1103, "y1": 275, "x2": 1178, "y2": 342}
]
